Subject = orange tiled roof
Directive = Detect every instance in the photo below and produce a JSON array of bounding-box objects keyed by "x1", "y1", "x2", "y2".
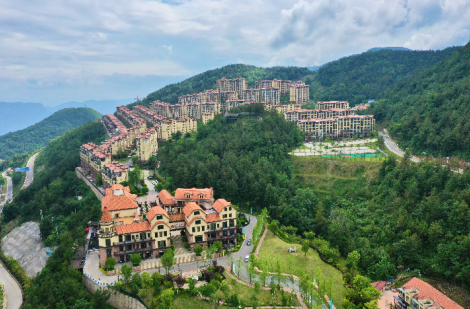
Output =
[
  {"x1": 158, "y1": 190, "x2": 175, "y2": 205},
  {"x1": 116, "y1": 222, "x2": 150, "y2": 235},
  {"x1": 102, "y1": 185, "x2": 138, "y2": 211},
  {"x1": 402, "y1": 277, "x2": 464, "y2": 309},
  {"x1": 101, "y1": 207, "x2": 111, "y2": 223},
  {"x1": 370, "y1": 281, "x2": 387, "y2": 291},
  {"x1": 185, "y1": 215, "x2": 205, "y2": 226},
  {"x1": 175, "y1": 188, "x2": 213, "y2": 200},
  {"x1": 169, "y1": 213, "x2": 185, "y2": 222},
  {"x1": 212, "y1": 199, "x2": 231, "y2": 213},
  {"x1": 150, "y1": 220, "x2": 171, "y2": 230},
  {"x1": 206, "y1": 213, "x2": 221, "y2": 222},
  {"x1": 147, "y1": 206, "x2": 169, "y2": 221},
  {"x1": 183, "y1": 202, "x2": 203, "y2": 217}
]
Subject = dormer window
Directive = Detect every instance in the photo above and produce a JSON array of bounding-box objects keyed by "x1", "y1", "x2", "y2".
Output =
[
  {"x1": 157, "y1": 215, "x2": 163, "y2": 220},
  {"x1": 198, "y1": 193, "x2": 205, "y2": 198},
  {"x1": 194, "y1": 210, "x2": 200, "y2": 216},
  {"x1": 185, "y1": 193, "x2": 191, "y2": 198}
]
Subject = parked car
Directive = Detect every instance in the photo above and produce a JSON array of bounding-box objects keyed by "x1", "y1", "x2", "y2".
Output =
[
  {"x1": 152, "y1": 181, "x2": 156, "y2": 185},
  {"x1": 245, "y1": 255, "x2": 249, "y2": 262},
  {"x1": 247, "y1": 239, "x2": 251, "y2": 246}
]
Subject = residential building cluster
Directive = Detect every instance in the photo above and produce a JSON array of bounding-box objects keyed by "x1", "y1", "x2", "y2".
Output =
[
  {"x1": 98, "y1": 185, "x2": 238, "y2": 267},
  {"x1": 283, "y1": 101, "x2": 375, "y2": 139},
  {"x1": 394, "y1": 277, "x2": 463, "y2": 309}
]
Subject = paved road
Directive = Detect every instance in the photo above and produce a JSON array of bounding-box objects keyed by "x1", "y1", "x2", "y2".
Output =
[
  {"x1": 379, "y1": 131, "x2": 420, "y2": 163},
  {"x1": 22, "y1": 153, "x2": 39, "y2": 189},
  {"x1": 143, "y1": 170, "x2": 158, "y2": 196},
  {"x1": 0, "y1": 262, "x2": 23, "y2": 309},
  {"x1": 1, "y1": 171, "x2": 12, "y2": 206}
]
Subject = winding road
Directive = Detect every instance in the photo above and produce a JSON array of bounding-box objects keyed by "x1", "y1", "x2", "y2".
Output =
[
  {"x1": 22, "y1": 152, "x2": 39, "y2": 189},
  {"x1": 379, "y1": 130, "x2": 420, "y2": 163},
  {"x1": 1, "y1": 171, "x2": 12, "y2": 206},
  {"x1": 0, "y1": 262, "x2": 23, "y2": 309}
]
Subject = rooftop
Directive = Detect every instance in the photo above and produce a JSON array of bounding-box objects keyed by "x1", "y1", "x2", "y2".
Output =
[
  {"x1": 116, "y1": 221, "x2": 150, "y2": 235},
  {"x1": 402, "y1": 277, "x2": 464, "y2": 309}
]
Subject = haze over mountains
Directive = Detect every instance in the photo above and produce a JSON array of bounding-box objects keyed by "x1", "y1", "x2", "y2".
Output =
[{"x1": 0, "y1": 99, "x2": 131, "y2": 136}]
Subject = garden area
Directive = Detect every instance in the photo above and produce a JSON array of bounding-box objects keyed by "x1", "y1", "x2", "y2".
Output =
[{"x1": 255, "y1": 229, "x2": 345, "y2": 309}]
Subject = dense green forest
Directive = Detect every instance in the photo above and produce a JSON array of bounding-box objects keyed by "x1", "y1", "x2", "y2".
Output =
[
  {"x1": 158, "y1": 104, "x2": 303, "y2": 207},
  {"x1": 370, "y1": 41, "x2": 470, "y2": 159},
  {"x1": 135, "y1": 64, "x2": 311, "y2": 106},
  {"x1": 159, "y1": 108, "x2": 470, "y2": 292},
  {"x1": 1, "y1": 120, "x2": 109, "y2": 308},
  {"x1": 0, "y1": 108, "x2": 101, "y2": 160},
  {"x1": 307, "y1": 47, "x2": 460, "y2": 105}
]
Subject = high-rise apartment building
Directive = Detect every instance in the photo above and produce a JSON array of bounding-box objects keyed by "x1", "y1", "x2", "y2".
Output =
[
  {"x1": 217, "y1": 77, "x2": 248, "y2": 98},
  {"x1": 289, "y1": 84, "x2": 310, "y2": 105},
  {"x1": 243, "y1": 87, "x2": 280, "y2": 104}
]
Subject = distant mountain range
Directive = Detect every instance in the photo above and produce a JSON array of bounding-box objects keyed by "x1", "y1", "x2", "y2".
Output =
[
  {"x1": 0, "y1": 99, "x2": 132, "y2": 136},
  {"x1": 366, "y1": 47, "x2": 412, "y2": 52}
]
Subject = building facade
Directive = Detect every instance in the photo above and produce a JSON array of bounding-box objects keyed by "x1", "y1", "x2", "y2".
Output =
[
  {"x1": 316, "y1": 101, "x2": 350, "y2": 109},
  {"x1": 102, "y1": 161, "x2": 129, "y2": 189},
  {"x1": 243, "y1": 87, "x2": 280, "y2": 105},
  {"x1": 217, "y1": 77, "x2": 248, "y2": 98},
  {"x1": 289, "y1": 84, "x2": 310, "y2": 105},
  {"x1": 136, "y1": 126, "x2": 158, "y2": 162}
]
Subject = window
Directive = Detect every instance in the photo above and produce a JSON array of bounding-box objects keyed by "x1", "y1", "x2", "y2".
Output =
[
  {"x1": 158, "y1": 225, "x2": 164, "y2": 230},
  {"x1": 159, "y1": 231, "x2": 163, "y2": 237},
  {"x1": 105, "y1": 239, "x2": 111, "y2": 246},
  {"x1": 185, "y1": 193, "x2": 191, "y2": 198},
  {"x1": 223, "y1": 214, "x2": 227, "y2": 219},
  {"x1": 217, "y1": 224, "x2": 220, "y2": 228},
  {"x1": 158, "y1": 241, "x2": 166, "y2": 248},
  {"x1": 197, "y1": 227, "x2": 200, "y2": 232},
  {"x1": 156, "y1": 215, "x2": 163, "y2": 220},
  {"x1": 194, "y1": 210, "x2": 200, "y2": 216},
  {"x1": 147, "y1": 233, "x2": 150, "y2": 238},
  {"x1": 202, "y1": 226, "x2": 205, "y2": 232},
  {"x1": 164, "y1": 231, "x2": 167, "y2": 237},
  {"x1": 132, "y1": 235, "x2": 135, "y2": 240},
  {"x1": 229, "y1": 213, "x2": 232, "y2": 218},
  {"x1": 119, "y1": 235, "x2": 123, "y2": 242},
  {"x1": 195, "y1": 220, "x2": 201, "y2": 225},
  {"x1": 223, "y1": 222, "x2": 227, "y2": 228},
  {"x1": 192, "y1": 227, "x2": 195, "y2": 233},
  {"x1": 195, "y1": 235, "x2": 203, "y2": 242},
  {"x1": 154, "y1": 232, "x2": 158, "y2": 238},
  {"x1": 229, "y1": 207, "x2": 232, "y2": 211},
  {"x1": 199, "y1": 193, "x2": 205, "y2": 198}
]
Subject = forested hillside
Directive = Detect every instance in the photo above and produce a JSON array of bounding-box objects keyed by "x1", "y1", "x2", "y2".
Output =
[
  {"x1": 308, "y1": 47, "x2": 459, "y2": 105},
  {"x1": 136, "y1": 64, "x2": 311, "y2": 106},
  {"x1": 1, "y1": 120, "x2": 109, "y2": 308},
  {"x1": 0, "y1": 108, "x2": 101, "y2": 159},
  {"x1": 370, "y1": 41, "x2": 470, "y2": 159},
  {"x1": 0, "y1": 102, "x2": 52, "y2": 136}
]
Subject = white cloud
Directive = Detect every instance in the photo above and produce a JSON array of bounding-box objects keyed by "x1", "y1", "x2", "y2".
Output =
[{"x1": 0, "y1": 0, "x2": 469, "y2": 104}]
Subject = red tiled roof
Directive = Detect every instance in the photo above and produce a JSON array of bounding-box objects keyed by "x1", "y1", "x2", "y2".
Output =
[
  {"x1": 150, "y1": 220, "x2": 171, "y2": 230},
  {"x1": 169, "y1": 213, "x2": 185, "y2": 222},
  {"x1": 147, "y1": 206, "x2": 169, "y2": 221},
  {"x1": 402, "y1": 277, "x2": 464, "y2": 309},
  {"x1": 116, "y1": 222, "x2": 150, "y2": 235},
  {"x1": 175, "y1": 188, "x2": 213, "y2": 200},
  {"x1": 206, "y1": 213, "x2": 221, "y2": 222},
  {"x1": 158, "y1": 190, "x2": 175, "y2": 205},
  {"x1": 102, "y1": 185, "x2": 138, "y2": 211},
  {"x1": 212, "y1": 199, "x2": 231, "y2": 213},
  {"x1": 101, "y1": 207, "x2": 111, "y2": 223},
  {"x1": 185, "y1": 215, "x2": 205, "y2": 226},
  {"x1": 370, "y1": 281, "x2": 387, "y2": 291},
  {"x1": 183, "y1": 202, "x2": 203, "y2": 217}
]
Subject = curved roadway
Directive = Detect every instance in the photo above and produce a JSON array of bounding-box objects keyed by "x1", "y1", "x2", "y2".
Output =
[
  {"x1": 1, "y1": 171, "x2": 12, "y2": 206},
  {"x1": 0, "y1": 262, "x2": 23, "y2": 309},
  {"x1": 379, "y1": 130, "x2": 420, "y2": 163},
  {"x1": 22, "y1": 153, "x2": 39, "y2": 189}
]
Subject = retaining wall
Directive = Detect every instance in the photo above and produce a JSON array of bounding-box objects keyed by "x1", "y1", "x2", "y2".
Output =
[
  {"x1": 83, "y1": 275, "x2": 147, "y2": 309},
  {"x1": 75, "y1": 167, "x2": 105, "y2": 201}
]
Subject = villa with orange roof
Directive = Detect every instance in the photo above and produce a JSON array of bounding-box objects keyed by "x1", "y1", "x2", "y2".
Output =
[
  {"x1": 394, "y1": 277, "x2": 464, "y2": 309},
  {"x1": 98, "y1": 186, "x2": 238, "y2": 267}
]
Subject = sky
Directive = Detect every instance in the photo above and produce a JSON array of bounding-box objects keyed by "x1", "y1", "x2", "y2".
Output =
[{"x1": 1, "y1": 0, "x2": 469, "y2": 106}]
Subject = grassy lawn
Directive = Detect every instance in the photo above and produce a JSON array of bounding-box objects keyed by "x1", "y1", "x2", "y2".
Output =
[
  {"x1": 174, "y1": 294, "x2": 218, "y2": 309},
  {"x1": 256, "y1": 229, "x2": 345, "y2": 309},
  {"x1": 292, "y1": 156, "x2": 382, "y2": 197},
  {"x1": 295, "y1": 145, "x2": 310, "y2": 150}
]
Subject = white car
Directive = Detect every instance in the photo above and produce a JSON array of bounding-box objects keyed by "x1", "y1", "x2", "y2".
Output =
[{"x1": 152, "y1": 181, "x2": 156, "y2": 185}]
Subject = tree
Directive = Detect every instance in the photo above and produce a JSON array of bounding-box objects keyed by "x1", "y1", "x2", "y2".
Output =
[
  {"x1": 302, "y1": 240, "x2": 310, "y2": 256},
  {"x1": 346, "y1": 251, "x2": 360, "y2": 278},
  {"x1": 95, "y1": 174, "x2": 103, "y2": 186},
  {"x1": 213, "y1": 240, "x2": 223, "y2": 252},
  {"x1": 130, "y1": 253, "x2": 142, "y2": 266},
  {"x1": 235, "y1": 257, "x2": 243, "y2": 277},
  {"x1": 159, "y1": 288, "x2": 174, "y2": 309},
  {"x1": 254, "y1": 280, "x2": 261, "y2": 294},
  {"x1": 259, "y1": 265, "x2": 269, "y2": 286},
  {"x1": 188, "y1": 278, "x2": 198, "y2": 296},
  {"x1": 227, "y1": 252, "x2": 235, "y2": 270},
  {"x1": 174, "y1": 274, "x2": 185, "y2": 289},
  {"x1": 194, "y1": 244, "x2": 203, "y2": 256},
  {"x1": 161, "y1": 248, "x2": 175, "y2": 275},
  {"x1": 141, "y1": 272, "x2": 153, "y2": 288},
  {"x1": 120, "y1": 264, "x2": 133, "y2": 288},
  {"x1": 104, "y1": 257, "x2": 116, "y2": 271},
  {"x1": 199, "y1": 282, "x2": 217, "y2": 300},
  {"x1": 246, "y1": 264, "x2": 256, "y2": 284},
  {"x1": 91, "y1": 289, "x2": 110, "y2": 308}
]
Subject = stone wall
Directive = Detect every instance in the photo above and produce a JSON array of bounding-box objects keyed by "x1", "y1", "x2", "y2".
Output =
[
  {"x1": 75, "y1": 167, "x2": 105, "y2": 201},
  {"x1": 82, "y1": 275, "x2": 147, "y2": 309}
]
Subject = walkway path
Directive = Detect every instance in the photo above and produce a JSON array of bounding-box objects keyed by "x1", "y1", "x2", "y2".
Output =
[
  {"x1": 0, "y1": 262, "x2": 23, "y2": 309},
  {"x1": 22, "y1": 152, "x2": 39, "y2": 189}
]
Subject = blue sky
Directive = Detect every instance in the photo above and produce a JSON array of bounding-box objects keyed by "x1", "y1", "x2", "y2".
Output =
[{"x1": 1, "y1": 0, "x2": 469, "y2": 106}]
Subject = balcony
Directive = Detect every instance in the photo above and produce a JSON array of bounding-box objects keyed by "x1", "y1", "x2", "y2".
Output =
[
  {"x1": 113, "y1": 247, "x2": 153, "y2": 256},
  {"x1": 113, "y1": 238, "x2": 152, "y2": 246}
]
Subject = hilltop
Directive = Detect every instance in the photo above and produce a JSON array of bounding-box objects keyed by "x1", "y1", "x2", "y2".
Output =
[
  {"x1": 371, "y1": 40, "x2": 470, "y2": 159},
  {"x1": 0, "y1": 108, "x2": 101, "y2": 159},
  {"x1": 308, "y1": 47, "x2": 460, "y2": 105},
  {"x1": 0, "y1": 102, "x2": 52, "y2": 136}
]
